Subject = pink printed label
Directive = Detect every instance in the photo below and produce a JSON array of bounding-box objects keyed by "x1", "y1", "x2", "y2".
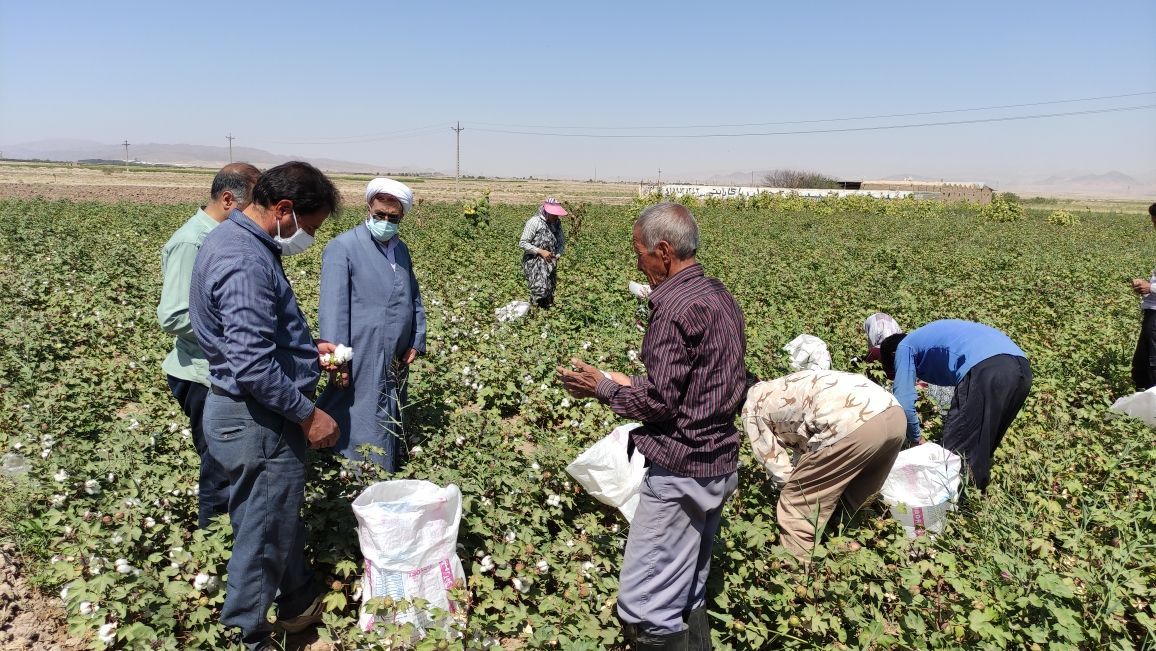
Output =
[
  {"x1": 438, "y1": 559, "x2": 454, "y2": 588},
  {"x1": 913, "y1": 507, "x2": 925, "y2": 536}
]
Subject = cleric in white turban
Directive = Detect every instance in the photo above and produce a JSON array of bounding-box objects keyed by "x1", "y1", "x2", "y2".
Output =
[{"x1": 316, "y1": 177, "x2": 427, "y2": 470}]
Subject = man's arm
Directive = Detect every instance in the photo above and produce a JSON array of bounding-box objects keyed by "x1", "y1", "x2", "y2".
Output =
[
  {"x1": 318, "y1": 242, "x2": 352, "y2": 349},
  {"x1": 216, "y1": 264, "x2": 314, "y2": 423},
  {"x1": 408, "y1": 247, "x2": 427, "y2": 354},
  {"x1": 157, "y1": 242, "x2": 199, "y2": 337},
  {"x1": 593, "y1": 309, "x2": 691, "y2": 422},
  {"x1": 742, "y1": 378, "x2": 798, "y2": 486},
  {"x1": 893, "y1": 344, "x2": 921, "y2": 442}
]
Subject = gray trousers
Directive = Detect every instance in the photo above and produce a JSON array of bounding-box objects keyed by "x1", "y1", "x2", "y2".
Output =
[{"x1": 617, "y1": 464, "x2": 739, "y2": 635}]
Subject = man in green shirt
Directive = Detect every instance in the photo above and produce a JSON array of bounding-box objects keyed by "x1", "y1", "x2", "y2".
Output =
[{"x1": 158, "y1": 162, "x2": 260, "y2": 528}]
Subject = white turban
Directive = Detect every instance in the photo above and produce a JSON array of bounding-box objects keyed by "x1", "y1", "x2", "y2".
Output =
[
  {"x1": 864, "y1": 313, "x2": 902, "y2": 348},
  {"x1": 365, "y1": 178, "x2": 414, "y2": 215}
]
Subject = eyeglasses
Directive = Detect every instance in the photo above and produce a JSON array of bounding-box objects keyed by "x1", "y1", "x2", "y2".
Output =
[{"x1": 370, "y1": 211, "x2": 403, "y2": 223}]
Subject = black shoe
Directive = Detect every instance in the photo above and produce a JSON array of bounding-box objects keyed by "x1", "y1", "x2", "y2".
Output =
[{"x1": 686, "y1": 606, "x2": 711, "y2": 650}]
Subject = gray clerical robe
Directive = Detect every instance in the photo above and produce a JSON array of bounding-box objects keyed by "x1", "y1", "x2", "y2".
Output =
[{"x1": 317, "y1": 224, "x2": 426, "y2": 470}]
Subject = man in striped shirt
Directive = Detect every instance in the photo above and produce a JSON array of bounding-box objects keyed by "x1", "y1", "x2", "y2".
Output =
[{"x1": 559, "y1": 202, "x2": 746, "y2": 650}]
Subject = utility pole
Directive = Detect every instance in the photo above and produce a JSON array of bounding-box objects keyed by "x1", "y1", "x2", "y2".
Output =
[
  {"x1": 658, "y1": 168, "x2": 662, "y2": 186},
  {"x1": 122, "y1": 140, "x2": 130, "y2": 170},
  {"x1": 451, "y1": 121, "x2": 464, "y2": 186},
  {"x1": 226, "y1": 133, "x2": 235, "y2": 162}
]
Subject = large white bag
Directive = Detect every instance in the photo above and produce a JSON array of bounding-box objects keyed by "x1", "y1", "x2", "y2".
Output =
[
  {"x1": 565, "y1": 423, "x2": 646, "y2": 522},
  {"x1": 495, "y1": 300, "x2": 531, "y2": 322},
  {"x1": 880, "y1": 443, "x2": 962, "y2": 538},
  {"x1": 1109, "y1": 387, "x2": 1156, "y2": 427},
  {"x1": 352, "y1": 480, "x2": 466, "y2": 635},
  {"x1": 783, "y1": 334, "x2": 831, "y2": 371}
]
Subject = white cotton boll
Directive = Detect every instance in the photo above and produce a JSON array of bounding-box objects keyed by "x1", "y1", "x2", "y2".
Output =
[
  {"x1": 98, "y1": 622, "x2": 117, "y2": 644},
  {"x1": 535, "y1": 559, "x2": 549, "y2": 573},
  {"x1": 628, "y1": 350, "x2": 639, "y2": 363},
  {"x1": 51, "y1": 494, "x2": 65, "y2": 507},
  {"x1": 582, "y1": 560, "x2": 596, "y2": 577},
  {"x1": 560, "y1": 397, "x2": 571, "y2": 408},
  {"x1": 512, "y1": 577, "x2": 529, "y2": 593},
  {"x1": 168, "y1": 422, "x2": 178, "y2": 432},
  {"x1": 611, "y1": 524, "x2": 620, "y2": 533},
  {"x1": 504, "y1": 530, "x2": 516, "y2": 543},
  {"x1": 479, "y1": 555, "x2": 495, "y2": 573},
  {"x1": 546, "y1": 494, "x2": 560, "y2": 507},
  {"x1": 181, "y1": 428, "x2": 191, "y2": 439},
  {"x1": 143, "y1": 517, "x2": 156, "y2": 529},
  {"x1": 110, "y1": 534, "x2": 123, "y2": 545},
  {"x1": 128, "y1": 420, "x2": 140, "y2": 431},
  {"x1": 84, "y1": 479, "x2": 101, "y2": 495},
  {"x1": 115, "y1": 559, "x2": 133, "y2": 574},
  {"x1": 106, "y1": 473, "x2": 116, "y2": 483},
  {"x1": 461, "y1": 366, "x2": 471, "y2": 375},
  {"x1": 531, "y1": 462, "x2": 540, "y2": 471},
  {"x1": 193, "y1": 573, "x2": 211, "y2": 590},
  {"x1": 583, "y1": 341, "x2": 592, "y2": 350},
  {"x1": 79, "y1": 601, "x2": 97, "y2": 616},
  {"x1": 411, "y1": 446, "x2": 422, "y2": 457},
  {"x1": 451, "y1": 345, "x2": 459, "y2": 353},
  {"x1": 54, "y1": 469, "x2": 68, "y2": 483},
  {"x1": 40, "y1": 450, "x2": 50, "y2": 459},
  {"x1": 455, "y1": 436, "x2": 465, "y2": 446},
  {"x1": 41, "y1": 434, "x2": 54, "y2": 447}
]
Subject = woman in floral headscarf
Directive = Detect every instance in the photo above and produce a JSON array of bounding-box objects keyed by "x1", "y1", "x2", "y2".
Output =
[{"x1": 519, "y1": 198, "x2": 567, "y2": 308}]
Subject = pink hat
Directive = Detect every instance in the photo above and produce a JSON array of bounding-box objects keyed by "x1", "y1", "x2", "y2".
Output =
[{"x1": 542, "y1": 197, "x2": 568, "y2": 216}]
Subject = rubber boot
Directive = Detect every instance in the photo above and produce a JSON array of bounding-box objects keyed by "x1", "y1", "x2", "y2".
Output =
[{"x1": 686, "y1": 606, "x2": 711, "y2": 650}]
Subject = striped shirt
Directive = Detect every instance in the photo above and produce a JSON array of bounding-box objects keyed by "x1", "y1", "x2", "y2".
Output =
[
  {"x1": 189, "y1": 211, "x2": 320, "y2": 423},
  {"x1": 595, "y1": 264, "x2": 746, "y2": 478}
]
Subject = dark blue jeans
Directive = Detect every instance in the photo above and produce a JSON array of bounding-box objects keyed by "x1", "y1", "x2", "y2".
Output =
[
  {"x1": 203, "y1": 393, "x2": 318, "y2": 648},
  {"x1": 166, "y1": 375, "x2": 230, "y2": 528}
]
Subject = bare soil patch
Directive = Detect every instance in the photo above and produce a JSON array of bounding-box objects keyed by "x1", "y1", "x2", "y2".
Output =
[{"x1": 0, "y1": 163, "x2": 640, "y2": 207}]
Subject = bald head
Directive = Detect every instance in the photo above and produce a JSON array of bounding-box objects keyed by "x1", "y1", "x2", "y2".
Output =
[
  {"x1": 211, "y1": 163, "x2": 261, "y2": 206},
  {"x1": 635, "y1": 202, "x2": 699, "y2": 259}
]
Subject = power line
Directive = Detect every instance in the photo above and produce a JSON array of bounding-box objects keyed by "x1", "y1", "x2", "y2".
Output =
[
  {"x1": 226, "y1": 133, "x2": 235, "y2": 162},
  {"x1": 469, "y1": 90, "x2": 1156, "y2": 130},
  {"x1": 469, "y1": 104, "x2": 1156, "y2": 139},
  {"x1": 259, "y1": 123, "x2": 449, "y2": 145}
]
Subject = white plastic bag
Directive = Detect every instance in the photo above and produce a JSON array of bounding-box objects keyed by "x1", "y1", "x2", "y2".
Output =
[
  {"x1": 1109, "y1": 387, "x2": 1156, "y2": 427},
  {"x1": 352, "y1": 480, "x2": 466, "y2": 635},
  {"x1": 783, "y1": 334, "x2": 831, "y2": 371},
  {"x1": 495, "y1": 300, "x2": 531, "y2": 322},
  {"x1": 880, "y1": 443, "x2": 962, "y2": 538},
  {"x1": 565, "y1": 423, "x2": 646, "y2": 522},
  {"x1": 628, "y1": 281, "x2": 652, "y2": 300}
]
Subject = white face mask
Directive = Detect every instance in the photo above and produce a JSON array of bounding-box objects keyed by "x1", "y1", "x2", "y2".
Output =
[{"x1": 274, "y1": 210, "x2": 314, "y2": 256}]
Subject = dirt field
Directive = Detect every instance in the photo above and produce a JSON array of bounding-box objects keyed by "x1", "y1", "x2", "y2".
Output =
[{"x1": 0, "y1": 162, "x2": 641, "y2": 206}]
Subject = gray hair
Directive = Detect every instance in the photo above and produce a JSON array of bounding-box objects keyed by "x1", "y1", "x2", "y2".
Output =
[
  {"x1": 635, "y1": 202, "x2": 699, "y2": 258},
  {"x1": 210, "y1": 162, "x2": 260, "y2": 204}
]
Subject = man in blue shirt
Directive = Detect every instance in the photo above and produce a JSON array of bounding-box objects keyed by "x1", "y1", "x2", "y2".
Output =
[
  {"x1": 879, "y1": 319, "x2": 1032, "y2": 491},
  {"x1": 190, "y1": 161, "x2": 341, "y2": 649}
]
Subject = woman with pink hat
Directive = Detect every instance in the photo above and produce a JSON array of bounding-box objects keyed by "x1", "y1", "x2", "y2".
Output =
[{"x1": 518, "y1": 197, "x2": 567, "y2": 308}]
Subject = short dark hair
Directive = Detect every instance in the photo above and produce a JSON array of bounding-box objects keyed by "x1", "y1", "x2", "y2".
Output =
[
  {"x1": 879, "y1": 332, "x2": 907, "y2": 378},
  {"x1": 251, "y1": 161, "x2": 341, "y2": 217},
  {"x1": 1149, "y1": 202, "x2": 1156, "y2": 218},
  {"x1": 210, "y1": 163, "x2": 261, "y2": 203}
]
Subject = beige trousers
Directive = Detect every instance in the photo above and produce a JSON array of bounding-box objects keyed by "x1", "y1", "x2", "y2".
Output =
[{"x1": 777, "y1": 406, "x2": 905, "y2": 558}]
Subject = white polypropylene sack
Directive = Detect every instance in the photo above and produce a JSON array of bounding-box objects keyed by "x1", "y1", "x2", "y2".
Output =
[
  {"x1": 352, "y1": 480, "x2": 466, "y2": 635},
  {"x1": 495, "y1": 300, "x2": 531, "y2": 322},
  {"x1": 1109, "y1": 387, "x2": 1156, "y2": 427},
  {"x1": 880, "y1": 443, "x2": 962, "y2": 538},
  {"x1": 565, "y1": 423, "x2": 646, "y2": 522},
  {"x1": 628, "y1": 281, "x2": 652, "y2": 300},
  {"x1": 783, "y1": 334, "x2": 831, "y2": 371}
]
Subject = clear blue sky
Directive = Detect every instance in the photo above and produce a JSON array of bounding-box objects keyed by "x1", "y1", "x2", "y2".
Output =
[{"x1": 2, "y1": 0, "x2": 1154, "y2": 185}]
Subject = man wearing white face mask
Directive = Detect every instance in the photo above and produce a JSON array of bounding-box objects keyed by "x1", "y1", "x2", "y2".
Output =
[
  {"x1": 190, "y1": 161, "x2": 342, "y2": 649},
  {"x1": 317, "y1": 177, "x2": 427, "y2": 471}
]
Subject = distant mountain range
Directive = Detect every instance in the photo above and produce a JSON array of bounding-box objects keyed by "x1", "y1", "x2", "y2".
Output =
[{"x1": 0, "y1": 139, "x2": 441, "y2": 176}]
